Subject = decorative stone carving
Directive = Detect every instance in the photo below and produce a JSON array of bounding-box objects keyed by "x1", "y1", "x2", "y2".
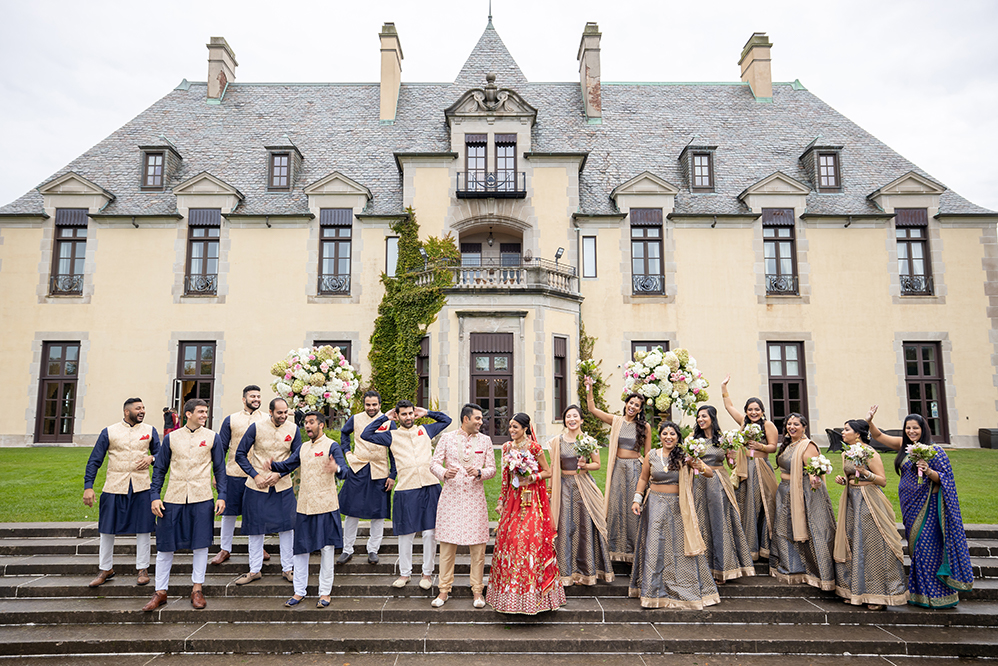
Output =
[{"x1": 445, "y1": 73, "x2": 537, "y2": 125}]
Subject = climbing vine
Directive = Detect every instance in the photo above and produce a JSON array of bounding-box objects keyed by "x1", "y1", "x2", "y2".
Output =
[
  {"x1": 577, "y1": 320, "x2": 612, "y2": 447},
  {"x1": 368, "y1": 207, "x2": 456, "y2": 408}
]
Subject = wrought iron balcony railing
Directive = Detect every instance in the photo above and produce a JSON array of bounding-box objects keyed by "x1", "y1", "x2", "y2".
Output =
[
  {"x1": 766, "y1": 274, "x2": 799, "y2": 296},
  {"x1": 632, "y1": 274, "x2": 665, "y2": 295},
  {"x1": 49, "y1": 274, "x2": 84, "y2": 296},
  {"x1": 413, "y1": 258, "x2": 578, "y2": 295},
  {"x1": 318, "y1": 274, "x2": 351, "y2": 295},
  {"x1": 900, "y1": 274, "x2": 933, "y2": 296},
  {"x1": 456, "y1": 171, "x2": 526, "y2": 199},
  {"x1": 184, "y1": 274, "x2": 218, "y2": 296}
]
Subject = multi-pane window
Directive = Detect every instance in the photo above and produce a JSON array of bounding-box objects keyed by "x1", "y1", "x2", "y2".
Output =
[
  {"x1": 496, "y1": 134, "x2": 516, "y2": 192},
  {"x1": 461, "y1": 242, "x2": 483, "y2": 267},
  {"x1": 142, "y1": 152, "x2": 164, "y2": 189},
  {"x1": 269, "y1": 153, "x2": 290, "y2": 190},
  {"x1": 903, "y1": 342, "x2": 948, "y2": 443},
  {"x1": 35, "y1": 341, "x2": 81, "y2": 443},
  {"x1": 817, "y1": 152, "x2": 840, "y2": 191},
  {"x1": 553, "y1": 336, "x2": 568, "y2": 419},
  {"x1": 178, "y1": 341, "x2": 216, "y2": 426},
  {"x1": 51, "y1": 209, "x2": 88, "y2": 296},
  {"x1": 630, "y1": 208, "x2": 664, "y2": 294},
  {"x1": 631, "y1": 341, "x2": 669, "y2": 358},
  {"x1": 767, "y1": 341, "x2": 807, "y2": 436},
  {"x1": 386, "y1": 237, "x2": 399, "y2": 277},
  {"x1": 465, "y1": 134, "x2": 487, "y2": 191},
  {"x1": 318, "y1": 209, "x2": 352, "y2": 294},
  {"x1": 896, "y1": 208, "x2": 932, "y2": 295},
  {"x1": 416, "y1": 336, "x2": 430, "y2": 409},
  {"x1": 313, "y1": 340, "x2": 352, "y2": 364},
  {"x1": 581, "y1": 236, "x2": 597, "y2": 278},
  {"x1": 763, "y1": 208, "x2": 798, "y2": 295},
  {"x1": 185, "y1": 209, "x2": 220, "y2": 296},
  {"x1": 692, "y1": 152, "x2": 713, "y2": 191},
  {"x1": 500, "y1": 243, "x2": 521, "y2": 267}
]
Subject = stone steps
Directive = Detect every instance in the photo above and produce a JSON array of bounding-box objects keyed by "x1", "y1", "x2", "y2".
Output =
[{"x1": 0, "y1": 523, "x2": 994, "y2": 659}]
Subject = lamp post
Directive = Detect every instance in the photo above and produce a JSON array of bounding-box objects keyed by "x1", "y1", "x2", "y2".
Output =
[{"x1": 554, "y1": 247, "x2": 565, "y2": 268}]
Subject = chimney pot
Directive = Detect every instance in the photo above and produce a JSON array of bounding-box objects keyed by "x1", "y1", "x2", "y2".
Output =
[
  {"x1": 206, "y1": 37, "x2": 237, "y2": 101},
  {"x1": 577, "y1": 22, "x2": 602, "y2": 122},
  {"x1": 738, "y1": 32, "x2": 773, "y2": 102},
  {"x1": 379, "y1": 22, "x2": 404, "y2": 123}
]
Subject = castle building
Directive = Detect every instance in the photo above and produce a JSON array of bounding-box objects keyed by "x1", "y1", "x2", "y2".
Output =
[{"x1": 1, "y1": 21, "x2": 995, "y2": 447}]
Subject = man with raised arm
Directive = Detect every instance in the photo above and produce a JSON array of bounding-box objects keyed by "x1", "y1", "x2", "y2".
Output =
[
  {"x1": 143, "y1": 398, "x2": 226, "y2": 611},
  {"x1": 83, "y1": 397, "x2": 160, "y2": 588},
  {"x1": 362, "y1": 400, "x2": 451, "y2": 590},
  {"x1": 211, "y1": 385, "x2": 271, "y2": 566},
  {"x1": 337, "y1": 390, "x2": 395, "y2": 566},
  {"x1": 233, "y1": 397, "x2": 302, "y2": 585}
]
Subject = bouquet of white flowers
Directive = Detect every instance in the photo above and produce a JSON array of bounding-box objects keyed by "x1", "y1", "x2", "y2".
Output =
[
  {"x1": 803, "y1": 454, "x2": 834, "y2": 491},
  {"x1": 622, "y1": 346, "x2": 709, "y2": 416},
  {"x1": 906, "y1": 443, "x2": 938, "y2": 484},
  {"x1": 720, "y1": 429, "x2": 745, "y2": 452},
  {"x1": 681, "y1": 436, "x2": 709, "y2": 475},
  {"x1": 506, "y1": 448, "x2": 540, "y2": 488},
  {"x1": 270, "y1": 345, "x2": 361, "y2": 417},
  {"x1": 742, "y1": 422, "x2": 764, "y2": 458},
  {"x1": 572, "y1": 433, "x2": 600, "y2": 460},
  {"x1": 843, "y1": 442, "x2": 875, "y2": 469}
]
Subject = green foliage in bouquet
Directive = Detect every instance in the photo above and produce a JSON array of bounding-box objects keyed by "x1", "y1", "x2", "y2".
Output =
[
  {"x1": 369, "y1": 208, "x2": 456, "y2": 407},
  {"x1": 577, "y1": 320, "x2": 611, "y2": 447}
]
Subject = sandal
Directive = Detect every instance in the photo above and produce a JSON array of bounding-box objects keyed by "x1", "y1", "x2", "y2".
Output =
[{"x1": 316, "y1": 598, "x2": 330, "y2": 608}]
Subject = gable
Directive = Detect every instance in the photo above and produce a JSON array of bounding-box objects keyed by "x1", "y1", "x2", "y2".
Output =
[
  {"x1": 172, "y1": 172, "x2": 244, "y2": 199},
  {"x1": 738, "y1": 171, "x2": 811, "y2": 199},
  {"x1": 611, "y1": 172, "x2": 680, "y2": 199},
  {"x1": 303, "y1": 172, "x2": 372, "y2": 200},
  {"x1": 38, "y1": 172, "x2": 114, "y2": 199},
  {"x1": 869, "y1": 171, "x2": 946, "y2": 198}
]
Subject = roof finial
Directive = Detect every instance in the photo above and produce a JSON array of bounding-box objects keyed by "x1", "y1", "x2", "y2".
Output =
[{"x1": 488, "y1": 0, "x2": 493, "y2": 27}]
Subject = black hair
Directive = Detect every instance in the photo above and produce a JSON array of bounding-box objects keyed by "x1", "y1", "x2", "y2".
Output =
[
  {"x1": 123, "y1": 397, "x2": 143, "y2": 409},
  {"x1": 743, "y1": 397, "x2": 767, "y2": 427},
  {"x1": 183, "y1": 398, "x2": 208, "y2": 417},
  {"x1": 845, "y1": 419, "x2": 871, "y2": 444},
  {"x1": 162, "y1": 407, "x2": 170, "y2": 413},
  {"x1": 242, "y1": 385, "x2": 261, "y2": 397},
  {"x1": 777, "y1": 412, "x2": 810, "y2": 459},
  {"x1": 561, "y1": 404, "x2": 582, "y2": 425},
  {"x1": 657, "y1": 420, "x2": 685, "y2": 471},
  {"x1": 461, "y1": 403, "x2": 483, "y2": 423},
  {"x1": 303, "y1": 410, "x2": 326, "y2": 425},
  {"x1": 895, "y1": 413, "x2": 932, "y2": 474},
  {"x1": 623, "y1": 392, "x2": 648, "y2": 450},
  {"x1": 510, "y1": 412, "x2": 532, "y2": 436},
  {"x1": 395, "y1": 400, "x2": 415, "y2": 413},
  {"x1": 363, "y1": 390, "x2": 382, "y2": 404},
  {"x1": 692, "y1": 405, "x2": 721, "y2": 445},
  {"x1": 269, "y1": 397, "x2": 288, "y2": 411}
]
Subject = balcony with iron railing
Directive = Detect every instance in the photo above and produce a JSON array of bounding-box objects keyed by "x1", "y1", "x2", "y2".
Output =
[
  {"x1": 49, "y1": 274, "x2": 84, "y2": 296},
  {"x1": 632, "y1": 274, "x2": 666, "y2": 295},
  {"x1": 317, "y1": 274, "x2": 351, "y2": 295},
  {"x1": 412, "y1": 257, "x2": 579, "y2": 297},
  {"x1": 900, "y1": 274, "x2": 933, "y2": 296},
  {"x1": 766, "y1": 274, "x2": 799, "y2": 296},
  {"x1": 184, "y1": 274, "x2": 218, "y2": 296},
  {"x1": 456, "y1": 171, "x2": 526, "y2": 199}
]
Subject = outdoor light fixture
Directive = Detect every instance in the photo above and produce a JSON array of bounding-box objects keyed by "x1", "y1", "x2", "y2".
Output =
[
  {"x1": 419, "y1": 247, "x2": 428, "y2": 268},
  {"x1": 487, "y1": 227, "x2": 494, "y2": 247},
  {"x1": 555, "y1": 247, "x2": 565, "y2": 259}
]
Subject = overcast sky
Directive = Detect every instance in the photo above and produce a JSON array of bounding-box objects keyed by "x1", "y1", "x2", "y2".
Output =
[{"x1": 1, "y1": 0, "x2": 996, "y2": 211}]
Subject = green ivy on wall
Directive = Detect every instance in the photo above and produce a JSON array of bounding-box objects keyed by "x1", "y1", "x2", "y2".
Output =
[
  {"x1": 577, "y1": 320, "x2": 612, "y2": 446},
  {"x1": 368, "y1": 207, "x2": 456, "y2": 408}
]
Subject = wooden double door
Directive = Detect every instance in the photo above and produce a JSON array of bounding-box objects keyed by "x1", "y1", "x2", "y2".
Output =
[{"x1": 470, "y1": 333, "x2": 513, "y2": 445}]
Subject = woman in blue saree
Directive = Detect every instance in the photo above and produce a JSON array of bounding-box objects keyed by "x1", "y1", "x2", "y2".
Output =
[{"x1": 866, "y1": 407, "x2": 973, "y2": 608}]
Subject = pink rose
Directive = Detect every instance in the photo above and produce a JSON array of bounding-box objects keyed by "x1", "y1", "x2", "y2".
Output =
[
  {"x1": 324, "y1": 392, "x2": 331, "y2": 398},
  {"x1": 284, "y1": 372, "x2": 292, "y2": 380},
  {"x1": 648, "y1": 374, "x2": 655, "y2": 381},
  {"x1": 692, "y1": 387, "x2": 700, "y2": 395},
  {"x1": 339, "y1": 359, "x2": 347, "y2": 367}
]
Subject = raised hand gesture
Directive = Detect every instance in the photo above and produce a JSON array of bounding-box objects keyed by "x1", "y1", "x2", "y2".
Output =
[
  {"x1": 584, "y1": 376, "x2": 594, "y2": 393},
  {"x1": 866, "y1": 405, "x2": 879, "y2": 423}
]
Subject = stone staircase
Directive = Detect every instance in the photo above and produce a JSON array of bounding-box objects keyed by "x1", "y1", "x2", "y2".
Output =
[{"x1": 0, "y1": 522, "x2": 996, "y2": 663}]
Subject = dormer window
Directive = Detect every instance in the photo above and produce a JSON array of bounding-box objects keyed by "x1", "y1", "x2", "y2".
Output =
[
  {"x1": 678, "y1": 144, "x2": 717, "y2": 193},
  {"x1": 142, "y1": 151, "x2": 165, "y2": 189},
  {"x1": 818, "y1": 152, "x2": 840, "y2": 191},
  {"x1": 465, "y1": 134, "x2": 487, "y2": 192},
  {"x1": 269, "y1": 153, "x2": 290, "y2": 190}
]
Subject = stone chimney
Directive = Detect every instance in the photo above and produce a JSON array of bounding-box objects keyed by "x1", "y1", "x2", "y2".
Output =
[
  {"x1": 577, "y1": 22, "x2": 602, "y2": 122},
  {"x1": 206, "y1": 37, "x2": 237, "y2": 101},
  {"x1": 738, "y1": 32, "x2": 773, "y2": 102},
  {"x1": 379, "y1": 23, "x2": 404, "y2": 123}
]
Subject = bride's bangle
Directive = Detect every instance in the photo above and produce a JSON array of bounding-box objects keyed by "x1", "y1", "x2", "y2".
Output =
[{"x1": 633, "y1": 492, "x2": 643, "y2": 504}]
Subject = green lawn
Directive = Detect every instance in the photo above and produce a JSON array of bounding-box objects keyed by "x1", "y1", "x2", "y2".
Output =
[{"x1": 1, "y1": 445, "x2": 994, "y2": 524}]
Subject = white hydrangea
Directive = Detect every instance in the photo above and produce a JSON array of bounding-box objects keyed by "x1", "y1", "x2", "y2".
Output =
[
  {"x1": 640, "y1": 383, "x2": 661, "y2": 398},
  {"x1": 643, "y1": 351, "x2": 663, "y2": 370}
]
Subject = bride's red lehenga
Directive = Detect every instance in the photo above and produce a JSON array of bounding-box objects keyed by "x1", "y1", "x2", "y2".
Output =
[{"x1": 486, "y1": 439, "x2": 567, "y2": 614}]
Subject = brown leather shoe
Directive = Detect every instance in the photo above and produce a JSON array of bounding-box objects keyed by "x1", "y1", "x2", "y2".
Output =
[
  {"x1": 209, "y1": 550, "x2": 230, "y2": 565},
  {"x1": 142, "y1": 590, "x2": 168, "y2": 612},
  {"x1": 191, "y1": 588, "x2": 206, "y2": 609},
  {"x1": 262, "y1": 549, "x2": 271, "y2": 561},
  {"x1": 89, "y1": 569, "x2": 115, "y2": 588},
  {"x1": 136, "y1": 569, "x2": 150, "y2": 586}
]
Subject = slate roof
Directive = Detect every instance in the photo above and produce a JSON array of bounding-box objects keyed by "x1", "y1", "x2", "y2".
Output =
[{"x1": 2, "y1": 23, "x2": 992, "y2": 218}]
